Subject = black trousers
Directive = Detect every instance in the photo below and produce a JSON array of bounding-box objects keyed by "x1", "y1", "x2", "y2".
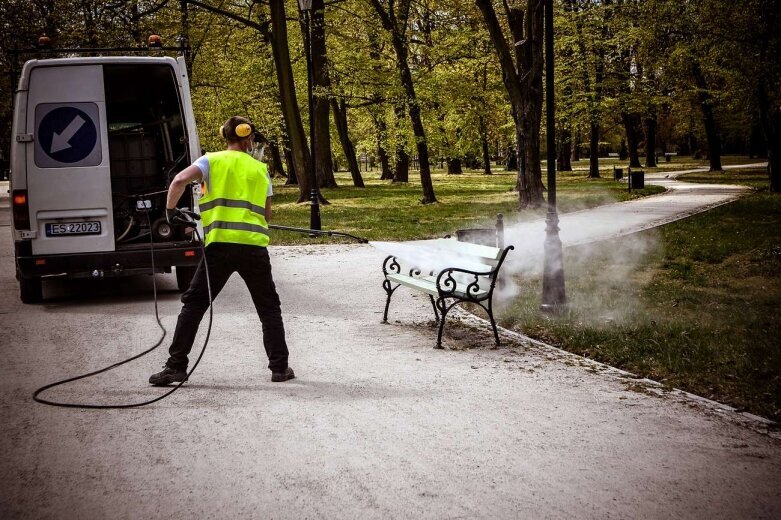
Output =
[{"x1": 166, "y1": 242, "x2": 289, "y2": 373}]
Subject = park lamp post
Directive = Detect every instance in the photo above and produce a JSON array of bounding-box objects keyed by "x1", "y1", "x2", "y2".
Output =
[
  {"x1": 540, "y1": 0, "x2": 566, "y2": 312},
  {"x1": 297, "y1": 0, "x2": 322, "y2": 232}
]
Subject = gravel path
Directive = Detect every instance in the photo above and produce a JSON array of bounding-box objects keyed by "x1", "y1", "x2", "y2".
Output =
[{"x1": 1, "y1": 166, "x2": 779, "y2": 519}]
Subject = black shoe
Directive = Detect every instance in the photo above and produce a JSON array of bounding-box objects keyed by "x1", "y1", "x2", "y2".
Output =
[
  {"x1": 271, "y1": 367, "x2": 295, "y2": 382},
  {"x1": 149, "y1": 365, "x2": 187, "y2": 386}
]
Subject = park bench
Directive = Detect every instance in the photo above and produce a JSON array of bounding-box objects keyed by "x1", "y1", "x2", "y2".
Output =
[{"x1": 381, "y1": 221, "x2": 514, "y2": 349}]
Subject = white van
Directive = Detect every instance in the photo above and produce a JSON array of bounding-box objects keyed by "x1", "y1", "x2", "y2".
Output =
[{"x1": 10, "y1": 56, "x2": 202, "y2": 303}]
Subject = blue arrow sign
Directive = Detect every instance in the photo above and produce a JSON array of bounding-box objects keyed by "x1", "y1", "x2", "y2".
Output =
[
  {"x1": 37, "y1": 106, "x2": 98, "y2": 164},
  {"x1": 33, "y1": 103, "x2": 103, "y2": 168}
]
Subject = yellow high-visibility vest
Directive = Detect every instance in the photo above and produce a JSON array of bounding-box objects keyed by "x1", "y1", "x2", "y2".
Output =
[{"x1": 198, "y1": 150, "x2": 270, "y2": 247}]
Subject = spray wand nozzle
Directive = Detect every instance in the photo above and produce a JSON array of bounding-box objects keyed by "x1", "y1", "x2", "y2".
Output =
[
  {"x1": 269, "y1": 224, "x2": 368, "y2": 244},
  {"x1": 170, "y1": 208, "x2": 201, "y2": 229}
]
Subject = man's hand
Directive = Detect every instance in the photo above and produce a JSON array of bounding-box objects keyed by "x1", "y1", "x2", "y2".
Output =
[
  {"x1": 166, "y1": 207, "x2": 200, "y2": 228},
  {"x1": 166, "y1": 207, "x2": 180, "y2": 225}
]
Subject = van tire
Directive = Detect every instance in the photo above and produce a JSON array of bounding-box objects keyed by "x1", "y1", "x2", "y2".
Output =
[
  {"x1": 176, "y1": 266, "x2": 196, "y2": 292},
  {"x1": 20, "y1": 277, "x2": 43, "y2": 304}
]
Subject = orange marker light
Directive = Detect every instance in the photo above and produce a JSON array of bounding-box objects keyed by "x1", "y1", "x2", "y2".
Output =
[{"x1": 13, "y1": 193, "x2": 27, "y2": 206}]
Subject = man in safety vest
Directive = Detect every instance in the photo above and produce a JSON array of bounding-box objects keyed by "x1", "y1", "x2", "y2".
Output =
[{"x1": 149, "y1": 116, "x2": 294, "y2": 386}]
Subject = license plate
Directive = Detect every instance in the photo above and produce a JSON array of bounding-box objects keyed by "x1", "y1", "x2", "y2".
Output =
[{"x1": 45, "y1": 221, "x2": 102, "y2": 237}]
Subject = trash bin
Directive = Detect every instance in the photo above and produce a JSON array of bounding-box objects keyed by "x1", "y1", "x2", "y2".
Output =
[
  {"x1": 455, "y1": 228, "x2": 496, "y2": 247},
  {"x1": 613, "y1": 167, "x2": 623, "y2": 181},
  {"x1": 630, "y1": 170, "x2": 645, "y2": 189}
]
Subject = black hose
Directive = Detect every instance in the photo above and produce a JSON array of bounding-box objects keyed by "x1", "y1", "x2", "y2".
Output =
[
  {"x1": 32, "y1": 213, "x2": 212, "y2": 409},
  {"x1": 31, "y1": 217, "x2": 364, "y2": 408}
]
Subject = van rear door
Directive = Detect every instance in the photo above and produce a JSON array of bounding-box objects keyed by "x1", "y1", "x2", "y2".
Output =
[{"x1": 26, "y1": 64, "x2": 114, "y2": 255}]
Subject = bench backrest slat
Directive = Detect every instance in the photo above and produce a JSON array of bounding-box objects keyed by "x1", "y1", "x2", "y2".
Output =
[{"x1": 413, "y1": 238, "x2": 502, "y2": 267}]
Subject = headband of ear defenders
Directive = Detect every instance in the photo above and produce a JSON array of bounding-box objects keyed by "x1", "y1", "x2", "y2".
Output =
[{"x1": 219, "y1": 122, "x2": 254, "y2": 139}]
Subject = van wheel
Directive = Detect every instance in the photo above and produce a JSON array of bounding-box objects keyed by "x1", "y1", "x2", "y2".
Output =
[
  {"x1": 176, "y1": 266, "x2": 196, "y2": 292},
  {"x1": 152, "y1": 217, "x2": 175, "y2": 241},
  {"x1": 20, "y1": 277, "x2": 43, "y2": 304}
]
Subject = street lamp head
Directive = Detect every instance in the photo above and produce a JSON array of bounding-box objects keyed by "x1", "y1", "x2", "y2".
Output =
[{"x1": 297, "y1": 0, "x2": 313, "y2": 11}]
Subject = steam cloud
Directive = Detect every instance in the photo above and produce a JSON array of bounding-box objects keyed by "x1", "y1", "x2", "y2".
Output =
[{"x1": 371, "y1": 210, "x2": 659, "y2": 326}]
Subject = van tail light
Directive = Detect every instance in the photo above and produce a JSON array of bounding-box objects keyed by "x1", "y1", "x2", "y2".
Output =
[{"x1": 12, "y1": 190, "x2": 31, "y2": 230}]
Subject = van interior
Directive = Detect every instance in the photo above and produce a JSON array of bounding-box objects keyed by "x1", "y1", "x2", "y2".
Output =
[{"x1": 104, "y1": 64, "x2": 192, "y2": 247}]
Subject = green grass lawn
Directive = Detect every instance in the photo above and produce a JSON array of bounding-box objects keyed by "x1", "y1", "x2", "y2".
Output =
[
  {"x1": 496, "y1": 164, "x2": 780, "y2": 421},
  {"x1": 269, "y1": 162, "x2": 663, "y2": 244},
  {"x1": 676, "y1": 168, "x2": 771, "y2": 190}
]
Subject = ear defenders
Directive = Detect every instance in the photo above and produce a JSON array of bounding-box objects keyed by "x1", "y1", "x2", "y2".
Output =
[{"x1": 219, "y1": 122, "x2": 255, "y2": 140}]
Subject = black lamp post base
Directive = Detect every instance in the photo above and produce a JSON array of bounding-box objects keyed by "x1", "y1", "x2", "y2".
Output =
[
  {"x1": 541, "y1": 210, "x2": 567, "y2": 313},
  {"x1": 540, "y1": 302, "x2": 568, "y2": 314}
]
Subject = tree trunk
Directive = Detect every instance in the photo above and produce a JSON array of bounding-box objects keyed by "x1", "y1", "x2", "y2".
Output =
[
  {"x1": 374, "y1": 117, "x2": 393, "y2": 180},
  {"x1": 506, "y1": 148, "x2": 517, "y2": 171},
  {"x1": 370, "y1": 0, "x2": 436, "y2": 202},
  {"x1": 619, "y1": 139, "x2": 628, "y2": 160},
  {"x1": 749, "y1": 121, "x2": 767, "y2": 158},
  {"x1": 758, "y1": 81, "x2": 781, "y2": 191},
  {"x1": 768, "y1": 123, "x2": 781, "y2": 192},
  {"x1": 308, "y1": 0, "x2": 336, "y2": 188},
  {"x1": 378, "y1": 140, "x2": 393, "y2": 180},
  {"x1": 517, "y1": 1, "x2": 545, "y2": 207},
  {"x1": 131, "y1": 1, "x2": 142, "y2": 45},
  {"x1": 446, "y1": 158, "x2": 463, "y2": 174},
  {"x1": 589, "y1": 121, "x2": 600, "y2": 178},
  {"x1": 480, "y1": 117, "x2": 492, "y2": 175},
  {"x1": 644, "y1": 114, "x2": 657, "y2": 168},
  {"x1": 284, "y1": 144, "x2": 298, "y2": 185},
  {"x1": 691, "y1": 61, "x2": 723, "y2": 171},
  {"x1": 475, "y1": 0, "x2": 544, "y2": 209},
  {"x1": 394, "y1": 148, "x2": 410, "y2": 183},
  {"x1": 392, "y1": 104, "x2": 410, "y2": 183},
  {"x1": 621, "y1": 112, "x2": 643, "y2": 168},
  {"x1": 269, "y1": 0, "x2": 311, "y2": 201},
  {"x1": 269, "y1": 141, "x2": 286, "y2": 178},
  {"x1": 390, "y1": 35, "x2": 437, "y2": 203},
  {"x1": 558, "y1": 127, "x2": 572, "y2": 171},
  {"x1": 331, "y1": 98, "x2": 365, "y2": 188},
  {"x1": 572, "y1": 134, "x2": 580, "y2": 162}
]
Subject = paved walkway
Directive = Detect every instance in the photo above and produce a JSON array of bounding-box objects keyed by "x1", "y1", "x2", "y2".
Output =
[
  {"x1": 495, "y1": 165, "x2": 755, "y2": 277},
  {"x1": 1, "y1": 165, "x2": 779, "y2": 519}
]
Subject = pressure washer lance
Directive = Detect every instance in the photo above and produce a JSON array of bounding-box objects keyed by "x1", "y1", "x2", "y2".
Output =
[
  {"x1": 31, "y1": 212, "x2": 368, "y2": 409},
  {"x1": 268, "y1": 224, "x2": 369, "y2": 243}
]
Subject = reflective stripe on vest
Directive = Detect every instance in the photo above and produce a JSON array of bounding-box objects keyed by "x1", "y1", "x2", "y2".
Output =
[
  {"x1": 198, "y1": 150, "x2": 270, "y2": 247},
  {"x1": 199, "y1": 198, "x2": 265, "y2": 216},
  {"x1": 204, "y1": 221, "x2": 270, "y2": 235}
]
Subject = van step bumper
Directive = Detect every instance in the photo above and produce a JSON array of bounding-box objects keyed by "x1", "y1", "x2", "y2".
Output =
[{"x1": 15, "y1": 241, "x2": 203, "y2": 278}]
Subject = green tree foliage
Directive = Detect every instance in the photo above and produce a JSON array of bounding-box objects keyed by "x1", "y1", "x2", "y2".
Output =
[{"x1": 1, "y1": 0, "x2": 778, "y2": 196}]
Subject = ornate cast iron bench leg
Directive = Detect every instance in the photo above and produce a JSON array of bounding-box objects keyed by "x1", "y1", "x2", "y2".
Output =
[
  {"x1": 429, "y1": 295, "x2": 439, "y2": 322},
  {"x1": 382, "y1": 279, "x2": 399, "y2": 323},
  {"x1": 435, "y1": 297, "x2": 458, "y2": 349},
  {"x1": 487, "y1": 300, "x2": 500, "y2": 346}
]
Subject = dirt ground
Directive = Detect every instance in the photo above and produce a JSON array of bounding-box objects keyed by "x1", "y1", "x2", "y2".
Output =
[{"x1": 1, "y1": 236, "x2": 780, "y2": 519}]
